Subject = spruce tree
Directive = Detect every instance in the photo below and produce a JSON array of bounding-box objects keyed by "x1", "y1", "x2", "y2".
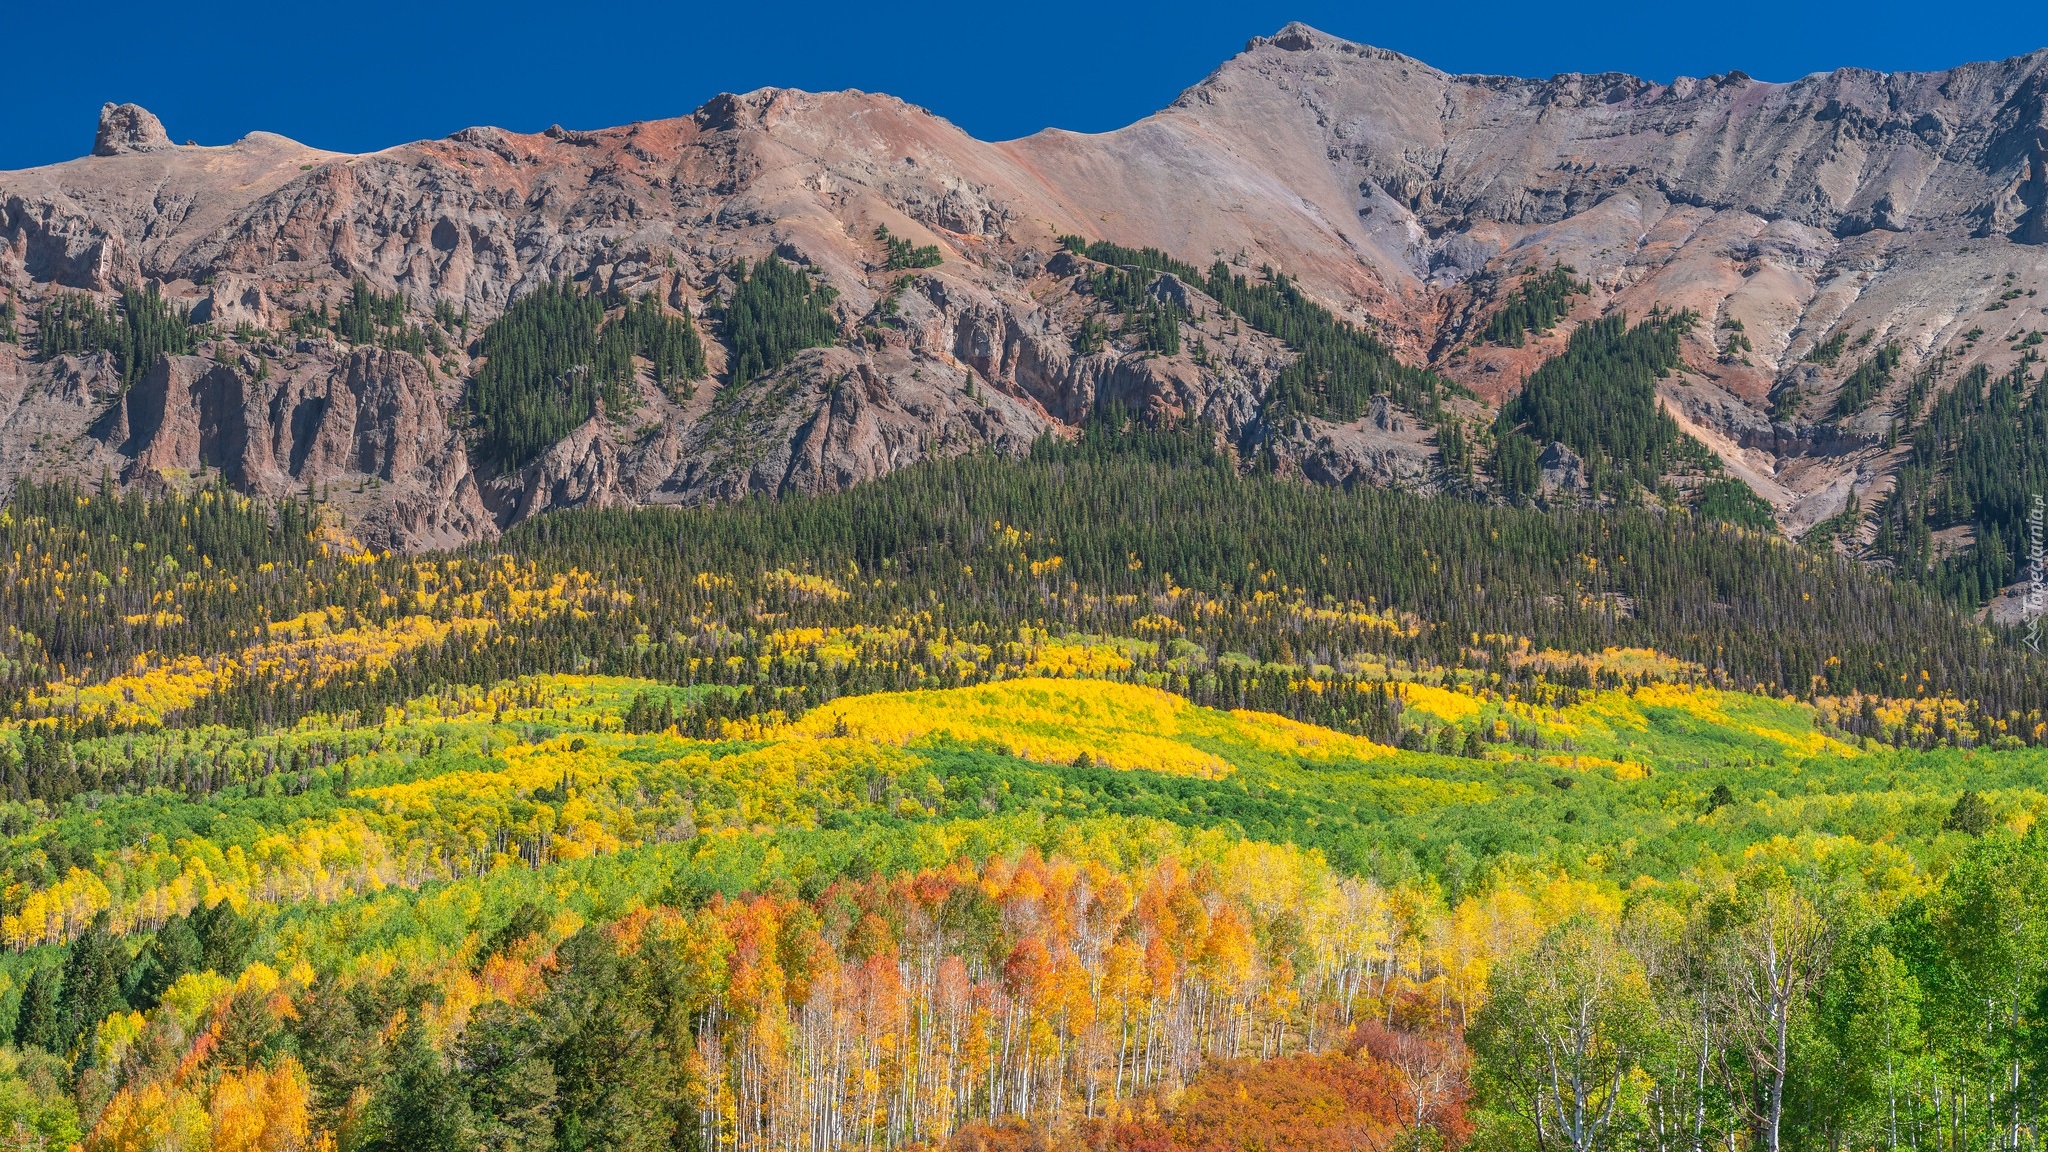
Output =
[
  {"x1": 57, "y1": 912, "x2": 126, "y2": 1052},
  {"x1": 12, "y1": 966, "x2": 61, "y2": 1052}
]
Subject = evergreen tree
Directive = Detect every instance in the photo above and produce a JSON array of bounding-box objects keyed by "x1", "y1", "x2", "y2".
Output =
[
  {"x1": 723, "y1": 255, "x2": 839, "y2": 390},
  {"x1": 35, "y1": 285, "x2": 195, "y2": 385},
  {"x1": 468, "y1": 282, "x2": 704, "y2": 469},
  {"x1": 11, "y1": 966, "x2": 60, "y2": 1052},
  {"x1": 128, "y1": 914, "x2": 203, "y2": 1010},
  {"x1": 457, "y1": 1003, "x2": 559, "y2": 1152},
  {"x1": 1478, "y1": 264, "x2": 1589, "y2": 347},
  {"x1": 369, "y1": 1020, "x2": 472, "y2": 1152},
  {"x1": 1805, "y1": 328, "x2": 1850, "y2": 367},
  {"x1": 1492, "y1": 311, "x2": 1694, "y2": 500},
  {"x1": 875, "y1": 225, "x2": 943, "y2": 270},
  {"x1": 1061, "y1": 237, "x2": 1457, "y2": 421},
  {"x1": 618, "y1": 290, "x2": 705, "y2": 401},
  {"x1": 466, "y1": 280, "x2": 616, "y2": 471},
  {"x1": 57, "y1": 912, "x2": 126, "y2": 1052},
  {"x1": 540, "y1": 927, "x2": 691, "y2": 1150},
  {"x1": 1832, "y1": 342, "x2": 1903, "y2": 418},
  {"x1": 1871, "y1": 364, "x2": 2043, "y2": 606},
  {"x1": 334, "y1": 276, "x2": 429, "y2": 354},
  {"x1": 1492, "y1": 431, "x2": 1541, "y2": 504},
  {"x1": 1697, "y1": 478, "x2": 1776, "y2": 529},
  {"x1": 1944, "y1": 789, "x2": 1995, "y2": 836},
  {"x1": 193, "y1": 900, "x2": 256, "y2": 976}
]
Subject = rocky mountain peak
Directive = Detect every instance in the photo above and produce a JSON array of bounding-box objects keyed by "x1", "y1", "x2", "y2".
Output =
[
  {"x1": 2, "y1": 31, "x2": 2046, "y2": 574},
  {"x1": 1238, "y1": 22, "x2": 1433, "y2": 69},
  {"x1": 1259, "y1": 22, "x2": 1323, "y2": 52},
  {"x1": 92, "y1": 102, "x2": 174, "y2": 156}
]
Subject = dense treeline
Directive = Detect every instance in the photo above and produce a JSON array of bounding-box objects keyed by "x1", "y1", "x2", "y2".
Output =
[
  {"x1": 35, "y1": 286, "x2": 197, "y2": 385},
  {"x1": 1872, "y1": 363, "x2": 2045, "y2": 608},
  {"x1": 1831, "y1": 340, "x2": 1901, "y2": 418},
  {"x1": 1492, "y1": 311, "x2": 1693, "y2": 502},
  {"x1": 1478, "y1": 264, "x2": 1588, "y2": 348},
  {"x1": 485, "y1": 421, "x2": 2040, "y2": 724},
  {"x1": 467, "y1": 280, "x2": 707, "y2": 471},
  {"x1": 723, "y1": 255, "x2": 839, "y2": 390},
  {"x1": 1696, "y1": 477, "x2": 1777, "y2": 530},
  {"x1": 1059, "y1": 238, "x2": 1204, "y2": 285},
  {"x1": 1207, "y1": 261, "x2": 1450, "y2": 423},
  {"x1": 614, "y1": 289, "x2": 707, "y2": 401},
  {"x1": 467, "y1": 280, "x2": 621, "y2": 471},
  {"x1": 0, "y1": 480, "x2": 326, "y2": 703},
  {"x1": 1077, "y1": 263, "x2": 1186, "y2": 356},
  {"x1": 0, "y1": 414, "x2": 2038, "y2": 751},
  {"x1": 1061, "y1": 238, "x2": 1454, "y2": 423}
]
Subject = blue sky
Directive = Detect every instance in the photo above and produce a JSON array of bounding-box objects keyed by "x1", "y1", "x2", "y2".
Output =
[{"x1": 5, "y1": 0, "x2": 2045, "y2": 171}]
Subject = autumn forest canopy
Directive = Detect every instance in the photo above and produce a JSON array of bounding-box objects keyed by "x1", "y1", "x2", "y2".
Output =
[
  {"x1": 0, "y1": 421, "x2": 2039, "y2": 1152},
  {"x1": 4, "y1": 14, "x2": 2048, "y2": 1148}
]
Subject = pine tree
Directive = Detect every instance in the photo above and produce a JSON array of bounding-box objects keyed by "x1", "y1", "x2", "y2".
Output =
[
  {"x1": 12, "y1": 966, "x2": 61, "y2": 1052},
  {"x1": 1478, "y1": 265, "x2": 1590, "y2": 347},
  {"x1": 468, "y1": 281, "x2": 704, "y2": 469},
  {"x1": 34, "y1": 285, "x2": 194, "y2": 384},
  {"x1": 129, "y1": 914, "x2": 204, "y2": 1010},
  {"x1": 1492, "y1": 311, "x2": 1694, "y2": 500},
  {"x1": 724, "y1": 255, "x2": 839, "y2": 390},
  {"x1": 1943, "y1": 789, "x2": 1995, "y2": 836},
  {"x1": 57, "y1": 912, "x2": 126, "y2": 1052}
]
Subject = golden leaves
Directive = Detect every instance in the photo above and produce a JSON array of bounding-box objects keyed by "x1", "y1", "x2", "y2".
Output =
[
  {"x1": 23, "y1": 561, "x2": 618, "y2": 726},
  {"x1": 766, "y1": 568, "x2": 851, "y2": 602}
]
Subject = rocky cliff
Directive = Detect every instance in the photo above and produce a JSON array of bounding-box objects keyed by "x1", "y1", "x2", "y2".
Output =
[{"x1": 1, "y1": 23, "x2": 2044, "y2": 553}]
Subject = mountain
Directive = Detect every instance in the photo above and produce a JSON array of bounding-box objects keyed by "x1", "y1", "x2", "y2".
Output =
[
  {"x1": 2, "y1": 26, "x2": 2045, "y2": 574},
  {"x1": 2, "y1": 34, "x2": 2048, "y2": 1145}
]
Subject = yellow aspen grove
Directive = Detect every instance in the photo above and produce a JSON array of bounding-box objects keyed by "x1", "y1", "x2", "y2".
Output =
[{"x1": 0, "y1": 445, "x2": 2032, "y2": 1152}]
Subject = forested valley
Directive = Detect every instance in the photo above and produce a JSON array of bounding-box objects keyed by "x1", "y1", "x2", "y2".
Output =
[
  {"x1": 1, "y1": 231, "x2": 2046, "y2": 1152},
  {"x1": 0, "y1": 393, "x2": 2030, "y2": 1152}
]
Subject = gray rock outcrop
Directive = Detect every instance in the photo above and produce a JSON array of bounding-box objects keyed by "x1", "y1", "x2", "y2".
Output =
[
  {"x1": 92, "y1": 103, "x2": 174, "y2": 156},
  {"x1": 1539, "y1": 442, "x2": 1587, "y2": 495}
]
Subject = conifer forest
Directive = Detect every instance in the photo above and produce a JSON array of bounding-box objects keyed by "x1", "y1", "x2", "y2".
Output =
[{"x1": 0, "y1": 192, "x2": 2043, "y2": 1152}]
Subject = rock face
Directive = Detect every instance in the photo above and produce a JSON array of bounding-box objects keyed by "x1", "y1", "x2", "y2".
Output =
[
  {"x1": 1, "y1": 29, "x2": 2046, "y2": 552},
  {"x1": 1538, "y1": 442, "x2": 1587, "y2": 496},
  {"x1": 75, "y1": 340, "x2": 490, "y2": 549},
  {"x1": 92, "y1": 103, "x2": 173, "y2": 156}
]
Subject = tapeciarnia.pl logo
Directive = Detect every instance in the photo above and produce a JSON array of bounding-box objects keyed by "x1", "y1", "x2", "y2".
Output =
[{"x1": 2027, "y1": 493, "x2": 2044, "y2": 654}]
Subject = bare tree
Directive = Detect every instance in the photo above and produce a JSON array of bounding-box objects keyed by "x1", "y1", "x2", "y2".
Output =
[{"x1": 1708, "y1": 872, "x2": 1837, "y2": 1152}]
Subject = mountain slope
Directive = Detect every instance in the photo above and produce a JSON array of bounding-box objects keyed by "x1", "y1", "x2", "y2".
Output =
[{"x1": 1, "y1": 27, "x2": 2044, "y2": 588}]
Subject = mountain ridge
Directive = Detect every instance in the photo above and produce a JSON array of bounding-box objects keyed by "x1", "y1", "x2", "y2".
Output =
[{"x1": 0, "y1": 24, "x2": 2043, "y2": 621}]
